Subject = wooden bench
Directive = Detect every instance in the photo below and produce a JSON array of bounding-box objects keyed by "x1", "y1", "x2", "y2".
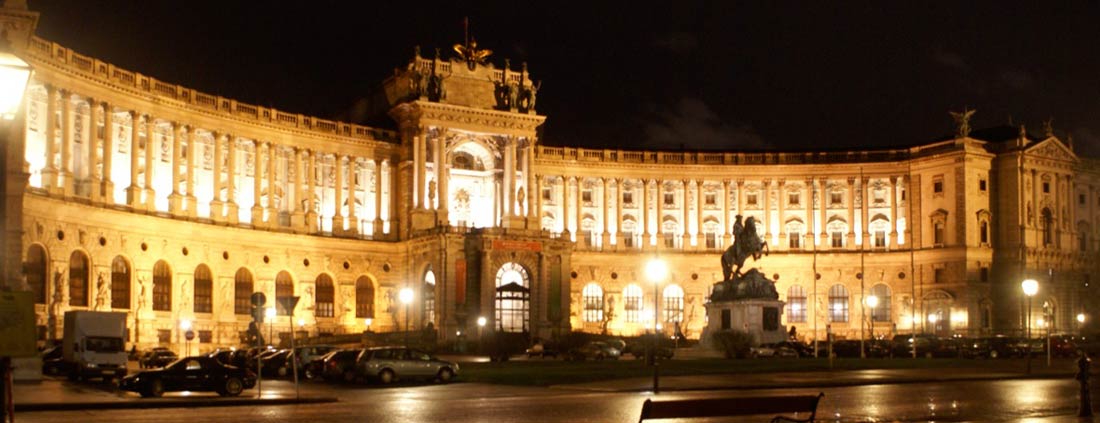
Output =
[{"x1": 638, "y1": 393, "x2": 825, "y2": 423}]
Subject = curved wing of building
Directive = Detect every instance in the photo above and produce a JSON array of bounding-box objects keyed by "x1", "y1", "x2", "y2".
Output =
[{"x1": 1, "y1": 4, "x2": 1096, "y2": 353}]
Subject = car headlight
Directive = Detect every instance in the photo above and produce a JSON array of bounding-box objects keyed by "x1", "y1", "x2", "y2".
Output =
[{"x1": 85, "y1": 363, "x2": 98, "y2": 368}]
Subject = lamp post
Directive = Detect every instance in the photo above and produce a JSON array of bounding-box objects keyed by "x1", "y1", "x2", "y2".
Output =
[
  {"x1": 399, "y1": 288, "x2": 413, "y2": 348},
  {"x1": 645, "y1": 257, "x2": 668, "y2": 394},
  {"x1": 1078, "y1": 313, "x2": 1087, "y2": 336},
  {"x1": 866, "y1": 295, "x2": 879, "y2": 344},
  {"x1": 1022, "y1": 278, "x2": 1039, "y2": 374},
  {"x1": 477, "y1": 316, "x2": 486, "y2": 340},
  {"x1": 364, "y1": 318, "x2": 372, "y2": 333},
  {"x1": 180, "y1": 319, "x2": 192, "y2": 357},
  {"x1": 265, "y1": 307, "x2": 276, "y2": 347}
]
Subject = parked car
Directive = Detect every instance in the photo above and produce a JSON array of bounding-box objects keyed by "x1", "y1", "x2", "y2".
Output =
[
  {"x1": 260, "y1": 349, "x2": 290, "y2": 377},
  {"x1": 890, "y1": 334, "x2": 939, "y2": 358},
  {"x1": 566, "y1": 341, "x2": 622, "y2": 361},
  {"x1": 207, "y1": 348, "x2": 235, "y2": 365},
  {"x1": 319, "y1": 349, "x2": 362, "y2": 383},
  {"x1": 750, "y1": 343, "x2": 799, "y2": 358},
  {"x1": 964, "y1": 336, "x2": 1020, "y2": 359},
  {"x1": 525, "y1": 341, "x2": 559, "y2": 359},
  {"x1": 1049, "y1": 335, "x2": 1079, "y2": 358},
  {"x1": 140, "y1": 350, "x2": 179, "y2": 369},
  {"x1": 41, "y1": 345, "x2": 67, "y2": 376},
  {"x1": 356, "y1": 347, "x2": 459, "y2": 384},
  {"x1": 285, "y1": 345, "x2": 339, "y2": 376},
  {"x1": 772, "y1": 341, "x2": 814, "y2": 358},
  {"x1": 119, "y1": 356, "x2": 256, "y2": 398}
]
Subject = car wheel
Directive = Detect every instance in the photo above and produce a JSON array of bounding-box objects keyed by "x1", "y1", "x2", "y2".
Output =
[
  {"x1": 277, "y1": 366, "x2": 288, "y2": 377},
  {"x1": 342, "y1": 369, "x2": 358, "y2": 384},
  {"x1": 220, "y1": 377, "x2": 244, "y2": 397},
  {"x1": 437, "y1": 368, "x2": 454, "y2": 383},
  {"x1": 305, "y1": 368, "x2": 316, "y2": 380},
  {"x1": 378, "y1": 369, "x2": 395, "y2": 385},
  {"x1": 149, "y1": 379, "x2": 164, "y2": 398}
]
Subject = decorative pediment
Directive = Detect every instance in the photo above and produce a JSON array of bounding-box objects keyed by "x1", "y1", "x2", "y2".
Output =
[{"x1": 1026, "y1": 138, "x2": 1077, "y2": 162}]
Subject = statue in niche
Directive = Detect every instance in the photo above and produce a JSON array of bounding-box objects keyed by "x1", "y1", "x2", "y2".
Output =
[
  {"x1": 95, "y1": 272, "x2": 109, "y2": 311},
  {"x1": 220, "y1": 280, "x2": 232, "y2": 315},
  {"x1": 136, "y1": 275, "x2": 148, "y2": 312},
  {"x1": 949, "y1": 108, "x2": 975, "y2": 139},
  {"x1": 50, "y1": 266, "x2": 65, "y2": 318},
  {"x1": 516, "y1": 187, "x2": 525, "y2": 211},
  {"x1": 1027, "y1": 202, "x2": 1034, "y2": 223},
  {"x1": 428, "y1": 180, "x2": 437, "y2": 203},
  {"x1": 179, "y1": 278, "x2": 191, "y2": 312}
]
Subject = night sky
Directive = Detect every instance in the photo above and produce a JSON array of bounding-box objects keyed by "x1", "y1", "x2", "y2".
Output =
[{"x1": 26, "y1": 1, "x2": 1100, "y2": 157}]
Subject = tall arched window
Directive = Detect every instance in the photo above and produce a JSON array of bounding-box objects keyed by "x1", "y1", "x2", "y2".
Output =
[
  {"x1": 276, "y1": 271, "x2": 294, "y2": 315},
  {"x1": 152, "y1": 260, "x2": 171, "y2": 311},
  {"x1": 234, "y1": 268, "x2": 252, "y2": 315},
  {"x1": 315, "y1": 274, "x2": 334, "y2": 318},
  {"x1": 869, "y1": 283, "x2": 891, "y2": 322},
  {"x1": 663, "y1": 284, "x2": 684, "y2": 323},
  {"x1": 494, "y1": 262, "x2": 530, "y2": 333},
  {"x1": 355, "y1": 276, "x2": 374, "y2": 318},
  {"x1": 623, "y1": 284, "x2": 642, "y2": 323},
  {"x1": 828, "y1": 284, "x2": 849, "y2": 323},
  {"x1": 110, "y1": 256, "x2": 130, "y2": 310},
  {"x1": 1042, "y1": 208, "x2": 1054, "y2": 245},
  {"x1": 423, "y1": 269, "x2": 436, "y2": 326},
  {"x1": 582, "y1": 283, "x2": 604, "y2": 323},
  {"x1": 193, "y1": 265, "x2": 212, "y2": 313},
  {"x1": 67, "y1": 251, "x2": 90, "y2": 307},
  {"x1": 26, "y1": 245, "x2": 47, "y2": 304},
  {"x1": 786, "y1": 285, "x2": 806, "y2": 323}
]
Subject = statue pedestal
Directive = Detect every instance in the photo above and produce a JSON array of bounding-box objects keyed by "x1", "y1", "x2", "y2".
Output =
[{"x1": 702, "y1": 299, "x2": 786, "y2": 346}]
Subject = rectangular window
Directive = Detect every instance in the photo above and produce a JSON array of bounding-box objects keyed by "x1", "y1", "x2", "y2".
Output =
[
  {"x1": 980, "y1": 267, "x2": 989, "y2": 282},
  {"x1": 583, "y1": 294, "x2": 603, "y2": 323},
  {"x1": 664, "y1": 193, "x2": 674, "y2": 206},
  {"x1": 934, "y1": 268, "x2": 945, "y2": 283},
  {"x1": 705, "y1": 232, "x2": 716, "y2": 249},
  {"x1": 933, "y1": 180, "x2": 943, "y2": 194},
  {"x1": 1080, "y1": 194, "x2": 1087, "y2": 205},
  {"x1": 1080, "y1": 233, "x2": 1089, "y2": 252},
  {"x1": 831, "y1": 231, "x2": 844, "y2": 248},
  {"x1": 623, "y1": 192, "x2": 633, "y2": 205},
  {"x1": 934, "y1": 222, "x2": 945, "y2": 245},
  {"x1": 830, "y1": 193, "x2": 842, "y2": 206},
  {"x1": 705, "y1": 193, "x2": 716, "y2": 206},
  {"x1": 157, "y1": 329, "x2": 171, "y2": 344},
  {"x1": 663, "y1": 232, "x2": 675, "y2": 248},
  {"x1": 199, "y1": 330, "x2": 212, "y2": 343},
  {"x1": 874, "y1": 231, "x2": 886, "y2": 248},
  {"x1": 542, "y1": 187, "x2": 551, "y2": 201},
  {"x1": 788, "y1": 193, "x2": 799, "y2": 206},
  {"x1": 747, "y1": 194, "x2": 758, "y2": 206},
  {"x1": 789, "y1": 232, "x2": 801, "y2": 249},
  {"x1": 979, "y1": 179, "x2": 987, "y2": 192},
  {"x1": 624, "y1": 296, "x2": 640, "y2": 323},
  {"x1": 582, "y1": 190, "x2": 592, "y2": 203},
  {"x1": 1043, "y1": 182, "x2": 1050, "y2": 193},
  {"x1": 900, "y1": 189, "x2": 906, "y2": 202},
  {"x1": 623, "y1": 231, "x2": 635, "y2": 248}
]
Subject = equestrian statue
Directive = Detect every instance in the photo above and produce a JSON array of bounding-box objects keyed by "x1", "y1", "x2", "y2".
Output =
[{"x1": 721, "y1": 215, "x2": 769, "y2": 281}]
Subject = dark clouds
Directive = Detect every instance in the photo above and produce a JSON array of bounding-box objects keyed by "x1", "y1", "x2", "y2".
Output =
[{"x1": 642, "y1": 98, "x2": 767, "y2": 151}]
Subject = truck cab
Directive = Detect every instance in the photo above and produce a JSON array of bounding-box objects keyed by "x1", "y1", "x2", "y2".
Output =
[{"x1": 62, "y1": 311, "x2": 128, "y2": 381}]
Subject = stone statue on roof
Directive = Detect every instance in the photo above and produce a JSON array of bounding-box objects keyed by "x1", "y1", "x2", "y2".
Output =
[{"x1": 949, "y1": 108, "x2": 975, "y2": 139}]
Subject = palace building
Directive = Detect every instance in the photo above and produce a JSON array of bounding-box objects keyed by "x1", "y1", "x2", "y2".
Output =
[{"x1": 1, "y1": 4, "x2": 1097, "y2": 353}]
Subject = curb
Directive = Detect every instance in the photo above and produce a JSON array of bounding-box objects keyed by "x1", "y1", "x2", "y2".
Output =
[
  {"x1": 552, "y1": 372, "x2": 1077, "y2": 393},
  {"x1": 15, "y1": 396, "x2": 339, "y2": 412}
]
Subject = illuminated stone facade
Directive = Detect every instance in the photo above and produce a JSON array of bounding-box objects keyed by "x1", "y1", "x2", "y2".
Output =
[{"x1": 1, "y1": 5, "x2": 1098, "y2": 353}]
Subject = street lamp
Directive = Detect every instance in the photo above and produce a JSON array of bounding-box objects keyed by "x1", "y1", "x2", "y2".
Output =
[
  {"x1": 645, "y1": 257, "x2": 668, "y2": 394},
  {"x1": 1078, "y1": 313, "x2": 1087, "y2": 336},
  {"x1": 265, "y1": 307, "x2": 276, "y2": 347},
  {"x1": 1022, "y1": 278, "x2": 1039, "y2": 374},
  {"x1": 866, "y1": 295, "x2": 879, "y2": 342},
  {"x1": 364, "y1": 318, "x2": 372, "y2": 333},
  {"x1": 399, "y1": 288, "x2": 414, "y2": 348},
  {"x1": 0, "y1": 36, "x2": 31, "y2": 292},
  {"x1": 179, "y1": 319, "x2": 192, "y2": 357}
]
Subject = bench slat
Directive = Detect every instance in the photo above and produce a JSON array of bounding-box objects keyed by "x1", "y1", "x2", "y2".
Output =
[{"x1": 640, "y1": 393, "x2": 824, "y2": 422}]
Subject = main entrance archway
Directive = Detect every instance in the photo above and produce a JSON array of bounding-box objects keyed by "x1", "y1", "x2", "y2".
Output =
[{"x1": 494, "y1": 262, "x2": 530, "y2": 333}]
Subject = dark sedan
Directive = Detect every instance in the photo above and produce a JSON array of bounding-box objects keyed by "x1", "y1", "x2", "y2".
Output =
[
  {"x1": 140, "y1": 350, "x2": 179, "y2": 369},
  {"x1": 120, "y1": 356, "x2": 256, "y2": 398}
]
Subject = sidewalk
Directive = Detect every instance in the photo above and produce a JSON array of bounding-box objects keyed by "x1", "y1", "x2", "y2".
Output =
[{"x1": 12, "y1": 378, "x2": 336, "y2": 412}]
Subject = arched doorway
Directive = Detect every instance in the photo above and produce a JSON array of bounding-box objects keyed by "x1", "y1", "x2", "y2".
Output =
[
  {"x1": 423, "y1": 268, "x2": 436, "y2": 328},
  {"x1": 494, "y1": 262, "x2": 530, "y2": 333},
  {"x1": 26, "y1": 245, "x2": 47, "y2": 304}
]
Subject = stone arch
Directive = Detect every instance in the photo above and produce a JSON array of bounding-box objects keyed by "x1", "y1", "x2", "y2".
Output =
[
  {"x1": 26, "y1": 243, "x2": 48, "y2": 304},
  {"x1": 68, "y1": 250, "x2": 92, "y2": 308},
  {"x1": 110, "y1": 255, "x2": 132, "y2": 310},
  {"x1": 494, "y1": 261, "x2": 531, "y2": 333},
  {"x1": 314, "y1": 273, "x2": 336, "y2": 319},
  {"x1": 151, "y1": 260, "x2": 172, "y2": 312},
  {"x1": 355, "y1": 275, "x2": 376, "y2": 319},
  {"x1": 275, "y1": 270, "x2": 294, "y2": 315}
]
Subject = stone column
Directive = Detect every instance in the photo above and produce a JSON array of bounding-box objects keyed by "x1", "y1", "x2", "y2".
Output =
[
  {"x1": 251, "y1": 141, "x2": 265, "y2": 226},
  {"x1": 184, "y1": 125, "x2": 197, "y2": 217},
  {"x1": 535, "y1": 174, "x2": 545, "y2": 230},
  {"x1": 563, "y1": 176, "x2": 574, "y2": 237},
  {"x1": 143, "y1": 116, "x2": 156, "y2": 211},
  {"x1": 167, "y1": 122, "x2": 184, "y2": 214},
  {"x1": 433, "y1": 134, "x2": 443, "y2": 212},
  {"x1": 861, "y1": 176, "x2": 870, "y2": 249},
  {"x1": 210, "y1": 131, "x2": 224, "y2": 222},
  {"x1": 373, "y1": 159, "x2": 384, "y2": 236},
  {"x1": 762, "y1": 179, "x2": 771, "y2": 242},
  {"x1": 42, "y1": 85, "x2": 58, "y2": 191},
  {"x1": 306, "y1": 150, "x2": 319, "y2": 233},
  {"x1": 416, "y1": 131, "x2": 427, "y2": 210},
  {"x1": 722, "y1": 179, "x2": 731, "y2": 241},
  {"x1": 347, "y1": 157, "x2": 359, "y2": 235},
  {"x1": 805, "y1": 178, "x2": 814, "y2": 247},
  {"x1": 681, "y1": 179, "x2": 690, "y2": 248},
  {"x1": 226, "y1": 136, "x2": 239, "y2": 224},
  {"x1": 736, "y1": 179, "x2": 745, "y2": 226},
  {"x1": 503, "y1": 137, "x2": 515, "y2": 218},
  {"x1": 846, "y1": 177, "x2": 856, "y2": 248},
  {"x1": 99, "y1": 102, "x2": 114, "y2": 203},
  {"x1": 575, "y1": 177, "x2": 583, "y2": 241},
  {"x1": 889, "y1": 176, "x2": 899, "y2": 248},
  {"x1": 266, "y1": 142, "x2": 277, "y2": 225},
  {"x1": 656, "y1": 180, "x2": 664, "y2": 248},
  {"x1": 526, "y1": 145, "x2": 535, "y2": 220},
  {"x1": 438, "y1": 148, "x2": 449, "y2": 223},
  {"x1": 125, "y1": 111, "x2": 142, "y2": 207},
  {"x1": 641, "y1": 179, "x2": 650, "y2": 243},
  {"x1": 333, "y1": 154, "x2": 345, "y2": 232},
  {"x1": 819, "y1": 178, "x2": 828, "y2": 240},
  {"x1": 696, "y1": 179, "x2": 704, "y2": 249},
  {"x1": 60, "y1": 90, "x2": 74, "y2": 197},
  {"x1": 290, "y1": 148, "x2": 305, "y2": 231},
  {"x1": 601, "y1": 177, "x2": 611, "y2": 247},
  {"x1": 1032, "y1": 169, "x2": 1039, "y2": 229},
  {"x1": 85, "y1": 98, "x2": 99, "y2": 199},
  {"x1": 389, "y1": 159, "x2": 398, "y2": 236},
  {"x1": 777, "y1": 179, "x2": 787, "y2": 247},
  {"x1": 615, "y1": 178, "x2": 624, "y2": 247}
]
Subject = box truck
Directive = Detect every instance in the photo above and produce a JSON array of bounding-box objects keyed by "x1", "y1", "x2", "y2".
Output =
[{"x1": 62, "y1": 311, "x2": 128, "y2": 381}]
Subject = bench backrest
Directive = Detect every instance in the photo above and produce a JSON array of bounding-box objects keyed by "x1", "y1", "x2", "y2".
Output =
[{"x1": 639, "y1": 393, "x2": 824, "y2": 422}]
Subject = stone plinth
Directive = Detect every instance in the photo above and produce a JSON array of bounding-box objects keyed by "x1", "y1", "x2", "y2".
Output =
[{"x1": 702, "y1": 298, "x2": 787, "y2": 346}]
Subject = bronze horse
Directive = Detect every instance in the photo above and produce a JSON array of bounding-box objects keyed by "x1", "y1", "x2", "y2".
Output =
[{"x1": 721, "y1": 216, "x2": 769, "y2": 280}]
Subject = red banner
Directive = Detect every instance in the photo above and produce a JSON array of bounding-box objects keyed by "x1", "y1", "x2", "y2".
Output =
[
  {"x1": 492, "y1": 239, "x2": 542, "y2": 252},
  {"x1": 455, "y1": 259, "x2": 466, "y2": 305}
]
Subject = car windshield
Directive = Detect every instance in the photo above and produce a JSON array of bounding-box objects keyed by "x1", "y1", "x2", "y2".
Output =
[{"x1": 86, "y1": 336, "x2": 123, "y2": 353}]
